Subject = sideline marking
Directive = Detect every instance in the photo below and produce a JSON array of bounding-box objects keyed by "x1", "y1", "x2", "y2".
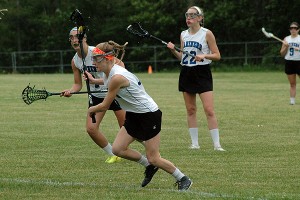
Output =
[{"x1": 0, "y1": 177, "x2": 272, "y2": 200}]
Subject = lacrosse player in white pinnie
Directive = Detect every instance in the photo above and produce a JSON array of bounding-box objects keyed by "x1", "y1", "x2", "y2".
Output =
[
  {"x1": 167, "y1": 6, "x2": 225, "y2": 151},
  {"x1": 60, "y1": 27, "x2": 125, "y2": 164},
  {"x1": 87, "y1": 45, "x2": 192, "y2": 191},
  {"x1": 280, "y1": 22, "x2": 300, "y2": 105}
]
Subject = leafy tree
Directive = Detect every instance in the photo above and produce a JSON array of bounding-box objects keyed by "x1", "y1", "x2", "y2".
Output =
[{"x1": 0, "y1": 0, "x2": 299, "y2": 70}]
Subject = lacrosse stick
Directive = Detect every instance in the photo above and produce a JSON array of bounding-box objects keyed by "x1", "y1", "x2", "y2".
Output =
[
  {"x1": 262, "y1": 27, "x2": 299, "y2": 51},
  {"x1": 70, "y1": 9, "x2": 96, "y2": 123},
  {"x1": 126, "y1": 22, "x2": 196, "y2": 58},
  {"x1": 0, "y1": 9, "x2": 8, "y2": 20},
  {"x1": 22, "y1": 85, "x2": 107, "y2": 105}
]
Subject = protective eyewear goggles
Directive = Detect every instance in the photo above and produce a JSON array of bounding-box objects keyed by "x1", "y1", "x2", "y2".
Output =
[
  {"x1": 69, "y1": 34, "x2": 79, "y2": 41},
  {"x1": 185, "y1": 12, "x2": 200, "y2": 19},
  {"x1": 92, "y1": 47, "x2": 114, "y2": 62},
  {"x1": 289, "y1": 27, "x2": 299, "y2": 30},
  {"x1": 92, "y1": 56, "x2": 105, "y2": 63}
]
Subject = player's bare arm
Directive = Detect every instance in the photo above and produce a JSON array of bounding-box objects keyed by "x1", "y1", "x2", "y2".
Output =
[
  {"x1": 61, "y1": 59, "x2": 82, "y2": 97},
  {"x1": 280, "y1": 38, "x2": 289, "y2": 56},
  {"x1": 204, "y1": 30, "x2": 221, "y2": 61},
  {"x1": 88, "y1": 74, "x2": 128, "y2": 115}
]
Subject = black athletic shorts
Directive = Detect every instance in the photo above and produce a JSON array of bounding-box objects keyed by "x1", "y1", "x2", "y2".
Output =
[
  {"x1": 179, "y1": 64, "x2": 213, "y2": 94},
  {"x1": 123, "y1": 109, "x2": 162, "y2": 141},
  {"x1": 285, "y1": 60, "x2": 300, "y2": 75},
  {"x1": 91, "y1": 95, "x2": 122, "y2": 111}
]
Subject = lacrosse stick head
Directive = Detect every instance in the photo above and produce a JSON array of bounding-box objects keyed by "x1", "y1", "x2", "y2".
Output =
[
  {"x1": 70, "y1": 9, "x2": 84, "y2": 26},
  {"x1": 262, "y1": 27, "x2": 273, "y2": 38},
  {"x1": 22, "y1": 85, "x2": 50, "y2": 105},
  {"x1": 126, "y1": 22, "x2": 150, "y2": 38},
  {"x1": 70, "y1": 9, "x2": 88, "y2": 41},
  {"x1": 0, "y1": 9, "x2": 8, "y2": 20}
]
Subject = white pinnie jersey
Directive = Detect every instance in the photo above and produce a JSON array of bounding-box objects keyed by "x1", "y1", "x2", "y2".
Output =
[
  {"x1": 105, "y1": 65, "x2": 158, "y2": 113},
  {"x1": 180, "y1": 27, "x2": 212, "y2": 66},
  {"x1": 284, "y1": 35, "x2": 300, "y2": 61},
  {"x1": 73, "y1": 46, "x2": 107, "y2": 98}
]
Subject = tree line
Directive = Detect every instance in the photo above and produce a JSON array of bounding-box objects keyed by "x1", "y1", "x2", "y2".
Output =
[{"x1": 0, "y1": 0, "x2": 299, "y2": 67}]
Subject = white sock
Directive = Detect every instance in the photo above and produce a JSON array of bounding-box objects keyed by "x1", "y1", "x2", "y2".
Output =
[
  {"x1": 210, "y1": 129, "x2": 221, "y2": 148},
  {"x1": 172, "y1": 168, "x2": 185, "y2": 181},
  {"x1": 290, "y1": 97, "x2": 295, "y2": 104},
  {"x1": 137, "y1": 155, "x2": 149, "y2": 167},
  {"x1": 189, "y1": 128, "x2": 199, "y2": 146},
  {"x1": 102, "y1": 144, "x2": 114, "y2": 156}
]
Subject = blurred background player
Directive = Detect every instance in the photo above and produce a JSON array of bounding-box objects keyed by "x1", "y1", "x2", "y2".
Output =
[{"x1": 280, "y1": 22, "x2": 300, "y2": 105}]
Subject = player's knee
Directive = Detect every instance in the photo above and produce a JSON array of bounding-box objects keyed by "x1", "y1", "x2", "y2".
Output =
[
  {"x1": 186, "y1": 106, "x2": 197, "y2": 116},
  {"x1": 204, "y1": 107, "x2": 215, "y2": 118},
  {"x1": 86, "y1": 127, "x2": 97, "y2": 136},
  {"x1": 146, "y1": 155, "x2": 160, "y2": 166}
]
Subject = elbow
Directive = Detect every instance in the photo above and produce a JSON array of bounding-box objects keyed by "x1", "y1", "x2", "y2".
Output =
[
  {"x1": 213, "y1": 53, "x2": 221, "y2": 61},
  {"x1": 102, "y1": 104, "x2": 110, "y2": 111}
]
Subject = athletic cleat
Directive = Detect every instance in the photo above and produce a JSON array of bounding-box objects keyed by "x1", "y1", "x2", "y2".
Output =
[
  {"x1": 189, "y1": 144, "x2": 200, "y2": 149},
  {"x1": 141, "y1": 165, "x2": 159, "y2": 187},
  {"x1": 214, "y1": 147, "x2": 226, "y2": 151},
  {"x1": 105, "y1": 155, "x2": 122, "y2": 163},
  {"x1": 175, "y1": 176, "x2": 192, "y2": 191}
]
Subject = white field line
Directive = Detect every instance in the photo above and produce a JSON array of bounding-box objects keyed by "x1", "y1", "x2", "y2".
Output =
[{"x1": 0, "y1": 177, "x2": 275, "y2": 200}]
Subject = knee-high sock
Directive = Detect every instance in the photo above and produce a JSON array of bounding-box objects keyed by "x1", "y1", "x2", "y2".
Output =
[
  {"x1": 137, "y1": 155, "x2": 149, "y2": 167},
  {"x1": 102, "y1": 143, "x2": 114, "y2": 156},
  {"x1": 189, "y1": 128, "x2": 199, "y2": 146},
  {"x1": 210, "y1": 128, "x2": 221, "y2": 148},
  {"x1": 172, "y1": 168, "x2": 185, "y2": 181}
]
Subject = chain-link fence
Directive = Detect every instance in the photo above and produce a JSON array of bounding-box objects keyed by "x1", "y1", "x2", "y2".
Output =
[{"x1": 0, "y1": 41, "x2": 283, "y2": 74}]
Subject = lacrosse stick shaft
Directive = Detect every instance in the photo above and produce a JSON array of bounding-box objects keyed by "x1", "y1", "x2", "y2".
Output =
[
  {"x1": 54, "y1": 90, "x2": 107, "y2": 96},
  {"x1": 71, "y1": 9, "x2": 96, "y2": 123},
  {"x1": 270, "y1": 35, "x2": 284, "y2": 43},
  {"x1": 79, "y1": 41, "x2": 96, "y2": 123},
  {"x1": 149, "y1": 35, "x2": 196, "y2": 58},
  {"x1": 127, "y1": 23, "x2": 197, "y2": 59},
  {"x1": 150, "y1": 35, "x2": 182, "y2": 52}
]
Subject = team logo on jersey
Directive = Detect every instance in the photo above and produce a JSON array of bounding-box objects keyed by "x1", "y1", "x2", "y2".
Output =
[
  {"x1": 79, "y1": 65, "x2": 97, "y2": 73},
  {"x1": 86, "y1": 65, "x2": 97, "y2": 72},
  {"x1": 184, "y1": 41, "x2": 202, "y2": 51},
  {"x1": 289, "y1": 42, "x2": 300, "y2": 48}
]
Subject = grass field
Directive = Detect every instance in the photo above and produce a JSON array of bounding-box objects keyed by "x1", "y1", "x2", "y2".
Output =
[{"x1": 0, "y1": 72, "x2": 299, "y2": 200}]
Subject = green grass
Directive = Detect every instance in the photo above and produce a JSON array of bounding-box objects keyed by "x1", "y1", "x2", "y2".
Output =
[{"x1": 0, "y1": 72, "x2": 299, "y2": 200}]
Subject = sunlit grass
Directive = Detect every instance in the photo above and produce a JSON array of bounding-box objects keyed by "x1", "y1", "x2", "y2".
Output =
[{"x1": 0, "y1": 72, "x2": 299, "y2": 199}]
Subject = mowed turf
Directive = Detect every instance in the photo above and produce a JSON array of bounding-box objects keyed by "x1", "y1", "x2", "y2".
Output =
[{"x1": 0, "y1": 72, "x2": 299, "y2": 200}]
